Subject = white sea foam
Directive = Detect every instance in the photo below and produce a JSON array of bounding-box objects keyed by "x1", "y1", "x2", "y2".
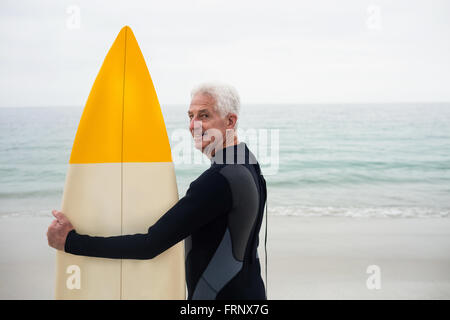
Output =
[
  {"x1": 268, "y1": 206, "x2": 450, "y2": 218},
  {"x1": 1, "y1": 206, "x2": 449, "y2": 219}
]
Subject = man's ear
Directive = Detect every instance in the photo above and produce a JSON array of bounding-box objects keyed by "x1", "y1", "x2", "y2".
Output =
[{"x1": 227, "y1": 113, "x2": 238, "y2": 129}]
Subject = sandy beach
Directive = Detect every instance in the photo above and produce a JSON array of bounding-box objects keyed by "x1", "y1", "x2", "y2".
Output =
[{"x1": 1, "y1": 215, "x2": 449, "y2": 299}]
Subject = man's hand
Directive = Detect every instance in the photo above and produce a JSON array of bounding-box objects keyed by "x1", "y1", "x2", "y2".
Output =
[{"x1": 47, "y1": 210, "x2": 74, "y2": 251}]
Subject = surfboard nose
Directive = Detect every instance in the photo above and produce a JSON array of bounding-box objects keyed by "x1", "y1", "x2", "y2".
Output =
[{"x1": 70, "y1": 26, "x2": 172, "y2": 164}]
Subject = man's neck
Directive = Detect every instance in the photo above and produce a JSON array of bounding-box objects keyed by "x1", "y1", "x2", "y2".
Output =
[{"x1": 206, "y1": 135, "x2": 239, "y2": 158}]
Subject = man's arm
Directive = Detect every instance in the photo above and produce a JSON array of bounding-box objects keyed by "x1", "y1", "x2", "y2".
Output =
[{"x1": 63, "y1": 170, "x2": 232, "y2": 260}]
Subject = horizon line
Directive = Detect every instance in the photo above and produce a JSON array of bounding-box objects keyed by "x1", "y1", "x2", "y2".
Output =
[{"x1": 1, "y1": 101, "x2": 450, "y2": 108}]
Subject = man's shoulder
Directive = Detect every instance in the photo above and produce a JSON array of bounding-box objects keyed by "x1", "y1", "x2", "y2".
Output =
[
  {"x1": 216, "y1": 164, "x2": 253, "y2": 190},
  {"x1": 190, "y1": 143, "x2": 261, "y2": 188},
  {"x1": 191, "y1": 163, "x2": 255, "y2": 186},
  {"x1": 182, "y1": 165, "x2": 234, "y2": 203},
  {"x1": 189, "y1": 165, "x2": 228, "y2": 188}
]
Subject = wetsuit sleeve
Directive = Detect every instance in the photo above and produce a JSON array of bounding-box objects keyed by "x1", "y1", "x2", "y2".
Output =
[{"x1": 64, "y1": 171, "x2": 232, "y2": 260}]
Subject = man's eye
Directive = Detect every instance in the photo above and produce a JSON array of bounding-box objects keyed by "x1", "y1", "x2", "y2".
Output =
[{"x1": 201, "y1": 114, "x2": 208, "y2": 118}]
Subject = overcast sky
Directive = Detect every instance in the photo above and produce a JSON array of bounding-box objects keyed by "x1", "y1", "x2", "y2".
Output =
[{"x1": 1, "y1": 0, "x2": 449, "y2": 107}]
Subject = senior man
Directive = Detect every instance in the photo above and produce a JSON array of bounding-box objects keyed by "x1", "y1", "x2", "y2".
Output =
[{"x1": 47, "y1": 83, "x2": 267, "y2": 300}]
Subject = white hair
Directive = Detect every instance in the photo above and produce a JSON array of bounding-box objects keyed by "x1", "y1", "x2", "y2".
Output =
[{"x1": 191, "y1": 82, "x2": 240, "y2": 128}]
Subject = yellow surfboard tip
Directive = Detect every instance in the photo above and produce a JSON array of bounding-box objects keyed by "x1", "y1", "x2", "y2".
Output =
[
  {"x1": 69, "y1": 27, "x2": 172, "y2": 164},
  {"x1": 120, "y1": 25, "x2": 132, "y2": 33}
]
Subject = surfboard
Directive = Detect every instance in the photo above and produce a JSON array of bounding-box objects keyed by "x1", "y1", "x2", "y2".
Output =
[{"x1": 55, "y1": 26, "x2": 186, "y2": 299}]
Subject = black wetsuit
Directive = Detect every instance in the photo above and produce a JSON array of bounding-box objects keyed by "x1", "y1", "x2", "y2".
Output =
[{"x1": 65, "y1": 142, "x2": 267, "y2": 300}]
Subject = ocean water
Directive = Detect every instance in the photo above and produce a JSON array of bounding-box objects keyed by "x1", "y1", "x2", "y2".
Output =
[{"x1": 1, "y1": 103, "x2": 450, "y2": 218}]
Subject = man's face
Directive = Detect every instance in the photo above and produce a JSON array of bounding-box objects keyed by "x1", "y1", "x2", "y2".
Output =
[{"x1": 188, "y1": 93, "x2": 229, "y2": 154}]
